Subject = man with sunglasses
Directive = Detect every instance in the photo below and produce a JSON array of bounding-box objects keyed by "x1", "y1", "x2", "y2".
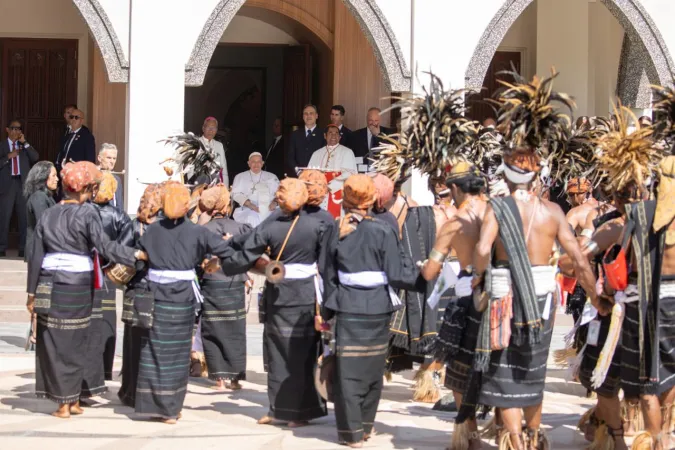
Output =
[
  {"x1": 0, "y1": 119, "x2": 39, "y2": 257},
  {"x1": 56, "y1": 109, "x2": 96, "y2": 175}
]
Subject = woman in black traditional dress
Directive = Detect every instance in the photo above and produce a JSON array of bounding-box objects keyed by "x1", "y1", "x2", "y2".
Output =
[
  {"x1": 135, "y1": 181, "x2": 241, "y2": 424},
  {"x1": 80, "y1": 172, "x2": 133, "y2": 400},
  {"x1": 196, "y1": 184, "x2": 251, "y2": 390},
  {"x1": 321, "y1": 174, "x2": 419, "y2": 448},
  {"x1": 24, "y1": 161, "x2": 58, "y2": 262},
  {"x1": 117, "y1": 183, "x2": 163, "y2": 407},
  {"x1": 222, "y1": 178, "x2": 327, "y2": 428},
  {"x1": 26, "y1": 161, "x2": 145, "y2": 418}
]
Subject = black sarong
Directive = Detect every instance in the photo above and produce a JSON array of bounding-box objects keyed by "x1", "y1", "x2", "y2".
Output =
[
  {"x1": 80, "y1": 292, "x2": 107, "y2": 397},
  {"x1": 265, "y1": 304, "x2": 326, "y2": 421},
  {"x1": 622, "y1": 279, "x2": 675, "y2": 397},
  {"x1": 478, "y1": 294, "x2": 554, "y2": 408},
  {"x1": 334, "y1": 312, "x2": 390, "y2": 444},
  {"x1": 389, "y1": 206, "x2": 437, "y2": 358},
  {"x1": 118, "y1": 324, "x2": 145, "y2": 407},
  {"x1": 35, "y1": 279, "x2": 93, "y2": 404},
  {"x1": 135, "y1": 300, "x2": 194, "y2": 419},
  {"x1": 579, "y1": 313, "x2": 622, "y2": 398},
  {"x1": 201, "y1": 279, "x2": 247, "y2": 381},
  {"x1": 434, "y1": 294, "x2": 482, "y2": 394},
  {"x1": 99, "y1": 279, "x2": 117, "y2": 380}
]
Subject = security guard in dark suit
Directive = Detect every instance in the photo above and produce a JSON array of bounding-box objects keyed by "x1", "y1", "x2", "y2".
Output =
[{"x1": 287, "y1": 104, "x2": 326, "y2": 176}]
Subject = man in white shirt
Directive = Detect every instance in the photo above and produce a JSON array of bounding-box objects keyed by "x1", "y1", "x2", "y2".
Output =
[
  {"x1": 231, "y1": 152, "x2": 280, "y2": 227},
  {"x1": 199, "y1": 116, "x2": 228, "y2": 186},
  {"x1": 307, "y1": 124, "x2": 357, "y2": 212}
]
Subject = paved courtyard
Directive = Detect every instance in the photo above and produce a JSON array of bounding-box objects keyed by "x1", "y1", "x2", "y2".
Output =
[{"x1": 0, "y1": 254, "x2": 606, "y2": 449}]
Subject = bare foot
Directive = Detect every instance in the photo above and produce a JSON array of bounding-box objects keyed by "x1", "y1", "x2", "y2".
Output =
[
  {"x1": 51, "y1": 405, "x2": 71, "y2": 419},
  {"x1": 257, "y1": 415, "x2": 273, "y2": 425},
  {"x1": 288, "y1": 421, "x2": 309, "y2": 428},
  {"x1": 227, "y1": 380, "x2": 242, "y2": 391},
  {"x1": 345, "y1": 442, "x2": 363, "y2": 448},
  {"x1": 69, "y1": 404, "x2": 84, "y2": 415},
  {"x1": 364, "y1": 429, "x2": 376, "y2": 441},
  {"x1": 212, "y1": 380, "x2": 227, "y2": 391},
  {"x1": 177, "y1": 412, "x2": 182, "y2": 420},
  {"x1": 160, "y1": 418, "x2": 177, "y2": 425}
]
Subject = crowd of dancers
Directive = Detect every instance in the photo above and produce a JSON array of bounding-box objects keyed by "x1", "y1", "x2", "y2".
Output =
[{"x1": 24, "y1": 68, "x2": 675, "y2": 450}]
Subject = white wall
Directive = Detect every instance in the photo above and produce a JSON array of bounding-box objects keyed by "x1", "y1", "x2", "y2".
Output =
[
  {"x1": 220, "y1": 15, "x2": 298, "y2": 45},
  {"x1": 499, "y1": 1, "x2": 537, "y2": 81},
  {"x1": 588, "y1": 1, "x2": 624, "y2": 117},
  {"x1": 374, "y1": 0, "x2": 411, "y2": 84},
  {"x1": 96, "y1": 0, "x2": 130, "y2": 64},
  {"x1": 0, "y1": 0, "x2": 91, "y2": 116}
]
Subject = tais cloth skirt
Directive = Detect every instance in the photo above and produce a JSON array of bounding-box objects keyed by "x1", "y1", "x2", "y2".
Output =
[
  {"x1": 81, "y1": 292, "x2": 107, "y2": 397},
  {"x1": 477, "y1": 294, "x2": 555, "y2": 409},
  {"x1": 265, "y1": 303, "x2": 326, "y2": 421},
  {"x1": 579, "y1": 313, "x2": 622, "y2": 398},
  {"x1": 200, "y1": 280, "x2": 247, "y2": 381},
  {"x1": 135, "y1": 300, "x2": 194, "y2": 419},
  {"x1": 99, "y1": 279, "x2": 118, "y2": 381},
  {"x1": 334, "y1": 312, "x2": 391, "y2": 444},
  {"x1": 35, "y1": 278, "x2": 94, "y2": 404},
  {"x1": 441, "y1": 295, "x2": 482, "y2": 394}
]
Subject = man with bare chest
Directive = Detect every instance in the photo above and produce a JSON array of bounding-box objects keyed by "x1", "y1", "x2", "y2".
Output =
[
  {"x1": 565, "y1": 177, "x2": 599, "y2": 235},
  {"x1": 471, "y1": 148, "x2": 597, "y2": 449},
  {"x1": 422, "y1": 162, "x2": 488, "y2": 450}
]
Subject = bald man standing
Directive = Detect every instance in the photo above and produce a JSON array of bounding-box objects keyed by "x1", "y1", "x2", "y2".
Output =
[{"x1": 56, "y1": 108, "x2": 96, "y2": 174}]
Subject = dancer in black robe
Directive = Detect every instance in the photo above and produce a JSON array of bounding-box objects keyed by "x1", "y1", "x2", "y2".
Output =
[
  {"x1": 135, "y1": 181, "x2": 239, "y2": 424},
  {"x1": 26, "y1": 161, "x2": 144, "y2": 418},
  {"x1": 80, "y1": 173, "x2": 132, "y2": 399},
  {"x1": 117, "y1": 183, "x2": 163, "y2": 408},
  {"x1": 321, "y1": 174, "x2": 419, "y2": 448},
  {"x1": 197, "y1": 185, "x2": 251, "y2": 390},
  {"x1": 223, "y1": 178, "x2": 327, "y2": 427}
]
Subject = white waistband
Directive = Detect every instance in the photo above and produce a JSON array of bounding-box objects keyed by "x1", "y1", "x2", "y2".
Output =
[
  {"x1": 661, "y1": 281, "x2": 675, "y2": 300},
  {"x1": 338, "y1": 270, "x2": 401, "y2": 307},
  {"x1": 455, "y1": 276, "x2": 473, "y2": 297},
  {"x1": 491, "y1": 266, "x2": 556, "y2": 298},
  {"x1": 284, "y1": 263, "x2": 317, "y2": 280},
  {"x1": 42, "y1": 252, "x2": 93, "y2": 273},
  {"x1": 338, "y1": 270, "x2": 387, "y2": 288},
  {"x1": 148, "y1": 269, "x2": 197, "y2": 283},
  {"x1": 148, "y1": 269, "x2": 203, "y2": 305},
  {"x1": 615, "y1": 284, "x2": 639, "y2": 303}
]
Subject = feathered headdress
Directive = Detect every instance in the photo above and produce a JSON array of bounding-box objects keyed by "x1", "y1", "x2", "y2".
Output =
[
  {"x1": 651, "y1": 83, "x2": 675, "y2": 148},
  {"x1": 376, "y1": 72, "x2": 478, "y2": 180},
  {"x1": 370, "y1": 134, "x2": 413, "y2": 187},
  {"x1": 593, "y1": 105, "x2": 660, "y2": 194},
  {"x1": 493, "y1": 68, "x2": 575, "y2": 163},
  {"x1": 472, "y1": 127, "x2": 504, "y2": 177},
  {"x1": 553, "y1": 123, "x2": 608, "y2": 188},
  {"x1": 159, "y1": 132, "x2": 221, "y2": 181}
]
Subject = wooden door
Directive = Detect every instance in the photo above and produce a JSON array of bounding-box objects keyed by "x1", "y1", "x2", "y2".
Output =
[
  {"x1": 1, "y1": 38, "x2": 78, "y2": 164},
  {"x1": 282, "y1": 45, "x2": 311, "y2": 128},
  {"x1": 467, "y1": 51, "x2": 522, "y2": 124}
]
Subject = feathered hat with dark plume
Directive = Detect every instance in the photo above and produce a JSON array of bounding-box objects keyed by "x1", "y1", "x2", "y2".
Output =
[
  {"x1": 554, "y1": 123, "x2": 608, "y2": 189},
  {"x1": 651, "y1": 83, "x2": 675, "y2": 150},
  {"x1": 493, "y1": 68, "x2": 575, "y2": 180},
  {"x1": 373, "y1": 72, "x2": 479, "y2": 183},
  {"x1": 593, "y1": 105, "x2": 661, "y2": 194},
  {"x1": 159, "y1": 132, "x2": 222, "y2": 181}
]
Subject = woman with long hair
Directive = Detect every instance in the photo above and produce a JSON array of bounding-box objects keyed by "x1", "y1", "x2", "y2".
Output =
[{"x1": 24, "y1": 161, "x2": 58, "y2": 262}]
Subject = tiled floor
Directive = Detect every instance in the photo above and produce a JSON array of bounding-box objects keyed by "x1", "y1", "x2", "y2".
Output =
[{"x1": 0, "y1": 313, "x2": 610, "y2": 450}]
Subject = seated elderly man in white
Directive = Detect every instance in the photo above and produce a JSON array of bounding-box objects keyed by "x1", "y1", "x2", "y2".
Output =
[{"x1": 231, "y1": 152, "x2": 279, "y2": 227}]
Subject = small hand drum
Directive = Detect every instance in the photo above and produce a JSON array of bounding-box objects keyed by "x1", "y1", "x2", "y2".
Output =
[
  {"x1": 105, "y1": 263, "x2": 137, "y2": 286},
  {"x1": 265, "y1": 261, "x2": 285, "y2": 284}
]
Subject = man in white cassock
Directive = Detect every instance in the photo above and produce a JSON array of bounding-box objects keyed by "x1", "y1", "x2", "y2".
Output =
[
  {"x1": 307, "y1": 124, "x2": 357, "y2": 210},
  {"x1": 231, "y1": 152, "x2": 279, "y2": 227}
]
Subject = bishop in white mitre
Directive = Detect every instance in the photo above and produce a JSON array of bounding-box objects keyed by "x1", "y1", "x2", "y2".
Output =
[
  {"x1": 307, "y1": 124, "x2": 357, "y2": 209},
  {"x1": 231, "y1": 152, "x2": 280, "y2": 227}
]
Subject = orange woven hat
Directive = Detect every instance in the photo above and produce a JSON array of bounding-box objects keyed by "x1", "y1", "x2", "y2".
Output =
[
  {"x1": 343, "y1": 174, "x2": 376, "y2": 211},
  {"x1": 137, "y1": 184, "x2": 164, "y2": 223},
  {"x1": 162, "y1": 181, "x2": 191, "y2": 219},
  {"x1": 276, "y1": 178, "x2": 308, "y2": 213},
  {"x1": 199, "y1": 185, "x2": 231, "y2": 215},
  {"x1": 61, "y1": 161, "x2": 102, "y2": 193},
  {"x1": 371, "y1": 173, "x2": 394, "y2": 209},
  {"x1": 94, "y1": 172, "x2": 118, "y2": 204},
  {"x1": 299, "y1": 170, "x2": 328, "y2": 206}
]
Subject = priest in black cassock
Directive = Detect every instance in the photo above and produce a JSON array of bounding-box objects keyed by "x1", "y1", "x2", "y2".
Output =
[
  {"x1": 286, "y1": 105, "x2": 326, "y2": 176},
  {"x1": 222, "y1": 178, "x2": 327, "y2": 428},
  {"x1": 320, "y1": 174, "x2": 419, "y2": 448}
]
